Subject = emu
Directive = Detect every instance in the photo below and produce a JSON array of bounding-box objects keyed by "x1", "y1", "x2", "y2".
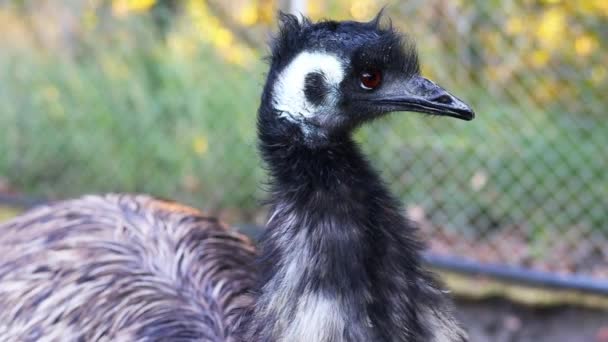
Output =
[{"x1": 0, "y1": 13, "x2": 473, "y2": 341}]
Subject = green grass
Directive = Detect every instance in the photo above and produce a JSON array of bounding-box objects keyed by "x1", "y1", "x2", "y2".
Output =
[
  {"x1": 0, "y1": 20, "x2": 265, "y2": 216},
  {"x1": 0, "y1": 16, "x2": 606, "y2": 250}
]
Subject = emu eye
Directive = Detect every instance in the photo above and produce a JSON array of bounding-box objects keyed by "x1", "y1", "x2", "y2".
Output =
[{"x1": 359, "y1": 70, "x2": 382, "y2": 90}]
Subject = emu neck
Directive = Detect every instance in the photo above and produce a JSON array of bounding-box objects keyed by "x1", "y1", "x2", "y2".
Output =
[{"x1": 250, "y1": 126, "x2": 419, "y2": 341}]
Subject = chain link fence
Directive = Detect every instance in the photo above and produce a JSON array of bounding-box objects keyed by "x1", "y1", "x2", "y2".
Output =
[{"x1": 0, "y1": 0, "x2": 607, "y2": 283}]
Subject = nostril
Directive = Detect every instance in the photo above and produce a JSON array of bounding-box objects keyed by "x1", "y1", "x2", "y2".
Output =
[{"x1": 433, "y1": 94, "x2": 453, "y2": 104}]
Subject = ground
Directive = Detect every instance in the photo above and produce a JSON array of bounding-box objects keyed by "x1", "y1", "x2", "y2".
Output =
[{"x1": 456, "y1": 298, "x2": 608, "y2": 342}]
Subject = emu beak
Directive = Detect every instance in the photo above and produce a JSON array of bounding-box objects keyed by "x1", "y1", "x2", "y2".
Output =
[{"x1": 377, "y1": 75, "x2": 475, "y2": 121}]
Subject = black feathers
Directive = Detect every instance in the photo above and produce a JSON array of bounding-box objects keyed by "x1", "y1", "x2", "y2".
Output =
[
  {"x1": 304, "y1": 71, "x2": 328, "y2": 105},
  {"x1": 248, "y1": 12, "x2": 467, "y2": 342},
  {"x1": 269, "y1": 11, "x2": 419, "y2": 77},
  {"x1": 268, "y1": 12, "x2": 310, "y2": 67}
]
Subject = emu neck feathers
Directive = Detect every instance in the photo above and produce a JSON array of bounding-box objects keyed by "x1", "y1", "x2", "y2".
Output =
[{"x1": 249, "y1": 135, "x2": 430, "y2": 341}]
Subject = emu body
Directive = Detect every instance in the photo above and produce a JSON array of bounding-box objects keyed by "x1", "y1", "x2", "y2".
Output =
[
  {"x1": 244, "y1": 138, "x2": 465, "y2": 341},
  {"x1": 241, "y1": 14, "x2": 470, "y2": 340},
  {"x1": 0, "y1": 12, "x2": 473, "y2": 342},
  {"x1": 0, "y1": 195, "x2": 255, "y2": 341}
]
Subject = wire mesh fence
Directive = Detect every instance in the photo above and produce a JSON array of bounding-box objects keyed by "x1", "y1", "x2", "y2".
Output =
[{"x1": 0, "y1": 0, "x2": 607, "y2": 282}]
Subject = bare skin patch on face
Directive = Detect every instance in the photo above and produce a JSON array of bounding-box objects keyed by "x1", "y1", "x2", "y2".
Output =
[{"x1": 272, "y1": 52, "x2": 344, "y2": 125}]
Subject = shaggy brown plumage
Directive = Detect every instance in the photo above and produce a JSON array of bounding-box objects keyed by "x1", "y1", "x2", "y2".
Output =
[{"x1": 0, "y1": 194, "x2": 256, "y2": 341}]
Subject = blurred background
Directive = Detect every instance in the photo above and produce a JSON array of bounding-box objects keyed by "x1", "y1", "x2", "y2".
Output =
[{"x1": 0, "y1": 0, "x2": 607, "y2": 340}]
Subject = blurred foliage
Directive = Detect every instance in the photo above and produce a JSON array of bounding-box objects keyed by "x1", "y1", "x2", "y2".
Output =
[
  {"x1": 0, "y1": 0, "x2": 267, "y2": 216},
  {"x1": 0, "y1": 0, "x2": 606, "y2": 274},
  {"x1": 4, "y1": 0, "x2": 605, "y2": 111}
]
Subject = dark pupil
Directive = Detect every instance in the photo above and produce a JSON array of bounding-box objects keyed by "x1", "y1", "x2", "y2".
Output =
[{"x1": 361, "y1": 71, "x2": 381, "y2": 89}]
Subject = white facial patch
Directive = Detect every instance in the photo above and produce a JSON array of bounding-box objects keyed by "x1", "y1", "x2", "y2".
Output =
[{"x1": 272, "y1": 52, "x2": 345, "y2": 122}]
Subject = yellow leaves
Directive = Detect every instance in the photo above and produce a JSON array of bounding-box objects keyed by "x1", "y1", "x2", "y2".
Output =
[
  {"x1": 537, "y1": 8, "x2": 566, "y2": 49},
  {"x1": 505, "y1": 17, "x2": 525, "y2": 35},
  {"x1": 256, "y1": 1, "x2": 275, "y2": 24},
  {"x1": 82, "y1": 10, "x2": 98, "y2": 31},
  {"x1": 505, "y1": 2, "x2": 602, "y2": 73},
  {"x1": 531, "y1": 50, "x2": 550, "y2": 68},
  {"x1": 223, "y1": 45, "x2": 250, "y2": 66},
  {"x1": 574, "y1": 35, "x2": 597, "y2": 57},
  {"x1": 192, "y1": 136, "x2": 208, "y2": 156},
  {"x1": 112, "y1": 0, "x2": 157, "y2": 17},
  {"x1": 238, "y1": 4, "x2": 259, "y2": 26},
  {"x1": 576, "y1": 0, "x2": 608, "y2": 16},
  {"x1": 482, "y1": 31, "x2": 502, "y2": 53},
  {"x1": 595, "y1": 0, "x2": 608, "y2": 16},
  {"x1": 307, "y1": 0, "x2": 325, "y2": 20},
  {"x1": 186, "y1": 0, "x2": 254, "y2": 67},
  {"x1": 533, "y1": 81, "x2": 559, "y2": 104},
  {"x1": 503, "y1": 3, "x2": 601, "y2": 77},
  {"x1": 350, "y1": 0, "x2": 378, "y2": 21},
  {"x1": 212, "y1": 27, "x2": 234, "y2": 49}
]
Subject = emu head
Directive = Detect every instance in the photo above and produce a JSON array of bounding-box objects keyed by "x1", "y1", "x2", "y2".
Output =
[{"x1": 259, "y1": 12, "x2": 474, "y2": 147}]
